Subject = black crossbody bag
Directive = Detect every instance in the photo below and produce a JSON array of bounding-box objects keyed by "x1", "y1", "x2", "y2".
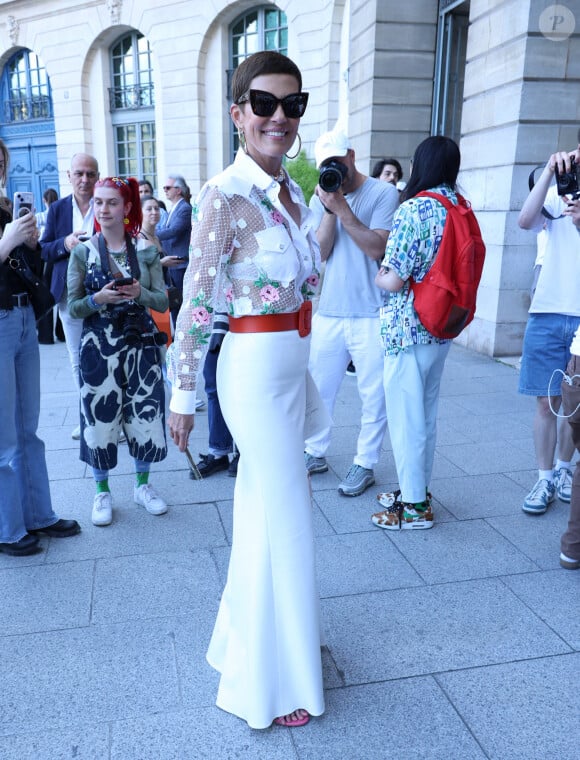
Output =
[{"x1": 6, "y1": 244, "x2": 55, "y2": 321}]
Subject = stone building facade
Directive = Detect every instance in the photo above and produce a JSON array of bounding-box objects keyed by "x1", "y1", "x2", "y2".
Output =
[{"x1": 0, "y1": 0, "x2": 578, "y2": 356}]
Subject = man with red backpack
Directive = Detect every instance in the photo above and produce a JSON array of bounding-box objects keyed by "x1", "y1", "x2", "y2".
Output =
[{"x1": 370, "y1": 136, "x2": 485, "y2": 530}]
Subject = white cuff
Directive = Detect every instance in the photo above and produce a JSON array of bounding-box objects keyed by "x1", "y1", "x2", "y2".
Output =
[{"x1": 169, "y1": 388, "x2": 197, "y2": 415}]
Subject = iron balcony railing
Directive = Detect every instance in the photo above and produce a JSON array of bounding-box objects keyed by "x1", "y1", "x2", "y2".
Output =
[
  {"x1": 108, "y1": 83, "x2": 155, "y2": 111},
  {"x1": 4, "y1": 95, "x2": 53, "y2": 123}
]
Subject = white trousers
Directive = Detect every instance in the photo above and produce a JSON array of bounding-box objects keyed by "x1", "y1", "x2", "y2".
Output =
[
  {"x1": 383, "y1": 341, "x2": 451, "y2": 503},
  {"x1": 208, "y1": 329, "x2": 324, "y2": 729},
  {"x1": 58, "y1": 293, "x2": 83, "y2": 390},
  {"x1": 305, "y1": 314, "x2": 387, "y2": 469}
]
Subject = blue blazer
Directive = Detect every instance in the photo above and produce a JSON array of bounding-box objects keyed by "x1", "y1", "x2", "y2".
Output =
[
  {"x1": 157, "y1": 199, "x2": 192, "y2": 270},
  {"x1": 40, "y1": 195, "x2": 94, "y2": 302}
]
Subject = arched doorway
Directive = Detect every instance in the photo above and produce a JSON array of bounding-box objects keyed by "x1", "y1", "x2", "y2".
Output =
[{"x1": 0, "y1": 49, "x2": 59, "y2": 210}]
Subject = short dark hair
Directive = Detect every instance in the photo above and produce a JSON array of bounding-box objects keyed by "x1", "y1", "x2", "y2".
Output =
[
  {"x1": 402, "y1": 136, "x2": 460, "y2": 201},
  {"x1": 139, "y1": 179, "x2": 154, "y2": 193},
  {"x1": 232, "y1": 51, "x2": 303, "y2": 103},
  {"x1": 371, "y1": 158, "x2": 403, "y2": 181}
]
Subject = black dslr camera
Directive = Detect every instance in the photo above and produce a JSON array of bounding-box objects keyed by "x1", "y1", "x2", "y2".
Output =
[
  {"x1": 319, "y1": 160, "x2": 348, "y2": 193},
  {"x1": 112, "y1": 305, "x2": 167, "y2": 347},
  {"x1": 555, "y1": 156, "x2": 580, "y2": 197}
]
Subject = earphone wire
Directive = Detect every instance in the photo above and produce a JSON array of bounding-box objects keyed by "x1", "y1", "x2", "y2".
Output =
[{"x1": 547, "y1": 368, "x2": 580, "y2": 418}]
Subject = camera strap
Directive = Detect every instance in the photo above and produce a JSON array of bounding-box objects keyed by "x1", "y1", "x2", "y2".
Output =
[{"x1": 528, "y1": 167, "x2": 563, "y2": 220}]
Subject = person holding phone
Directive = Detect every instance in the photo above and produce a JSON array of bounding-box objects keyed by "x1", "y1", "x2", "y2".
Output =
[
  {"x1": 67, "y1": 176, "x2": 169, "y2": 527},
  {"x1": 0, "y1": 138, "x2": 81, "y2": 555}
]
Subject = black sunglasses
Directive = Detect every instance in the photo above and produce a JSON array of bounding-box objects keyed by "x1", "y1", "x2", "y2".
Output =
[{"x1": 239, "y1": 89, "x2": 309, "y2": 119}]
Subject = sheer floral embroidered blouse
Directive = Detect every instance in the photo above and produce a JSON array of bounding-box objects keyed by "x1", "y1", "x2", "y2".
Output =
[{"x1": 167, "y1": 150, "x2": 321, "y2": 414}]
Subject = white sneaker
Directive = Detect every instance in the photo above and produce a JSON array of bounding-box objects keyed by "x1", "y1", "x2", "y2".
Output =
[
  {"x1": 134, "y1": 483, "x2": 168, "y2": 516},
  {"x1": 554, "y1": 467, "x2": 572, "y2": 502},
  {"x1": 71, "y1": 425, "x2": 81, "y2": 440},
  {"x1": 92, "y1": 492, "x2": 113, "y2": 526}
]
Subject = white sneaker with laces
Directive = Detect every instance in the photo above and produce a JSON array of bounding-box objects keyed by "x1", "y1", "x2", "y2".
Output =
[
  {"x1": 134, "y1": 483, "x2": 168, "y2": 516},
  {"x1": 554, "y1": 467, "x2": 572, "y2": 502},
  {"x1": 92, "y1": 492, "x2": 113, "y2": 526},
  {"x1": 522, "y1": 478, "x2": 556, "y2": 514}
]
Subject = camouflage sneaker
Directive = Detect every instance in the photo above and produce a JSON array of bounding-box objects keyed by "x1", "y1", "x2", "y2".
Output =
[{"x1": 372, "y1": 490, "x2": 434, "y2": 530}]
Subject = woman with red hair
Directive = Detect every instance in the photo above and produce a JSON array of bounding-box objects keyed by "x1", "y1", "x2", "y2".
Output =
[{"x1": 67, "y1": 177, "x2": 169, "y2": 527}]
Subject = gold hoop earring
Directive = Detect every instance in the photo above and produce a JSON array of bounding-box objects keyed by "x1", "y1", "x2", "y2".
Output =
[
  {"x1": 285, "y1": 133, "x2": 302, "y2": 160},
  {"x1": 238, "y1": 128, "x2": 248, "y2": 154}
]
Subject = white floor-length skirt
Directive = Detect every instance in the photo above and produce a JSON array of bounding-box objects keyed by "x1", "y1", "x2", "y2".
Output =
[{"x1": 207, "y1": 328, "x2": 325, "y2": 729}]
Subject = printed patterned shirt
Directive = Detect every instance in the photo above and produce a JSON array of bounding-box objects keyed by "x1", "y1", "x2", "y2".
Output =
[
  {"x1": 379, "y1": 184, "x2": 456, "y2": 356},
  {"x1": 168, "y1": 150, "x2": 321, "y2": 413}
]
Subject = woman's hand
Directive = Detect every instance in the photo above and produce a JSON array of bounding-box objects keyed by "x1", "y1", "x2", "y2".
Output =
[
  {"x1": 1, "y1": 211, "x2": 39, "y2": 252},
  {"x1": 93, "y1": 281, "x2": 136, "y2": 306},
  {"x1": 113, "y1": 279, "x2": 141, "y2": 300},
  {"x1": 160, "y1": 255, "x2": 184, "y2": 268},
  {"x1": 168, "y1": 411, "x2": 195, "y2": 452}
]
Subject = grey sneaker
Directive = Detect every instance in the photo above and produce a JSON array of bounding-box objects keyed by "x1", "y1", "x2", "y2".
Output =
[
  {"x1": 522, "y1": 478, "x2": 556, "y2": 515},
  {"x1": 338, "y1": 464, "x2": 375, "y2": 497},
  {"x1": 554, "y1": 467, "x2": 572, "y2": 503},
  {"x1": 305, "y1": 453, "x2": 328, "y2": 474}
]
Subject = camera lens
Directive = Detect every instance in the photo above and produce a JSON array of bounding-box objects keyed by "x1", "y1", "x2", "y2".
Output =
[{"x1": 319, "y1": 160, "x2": 347, "y2": 193}]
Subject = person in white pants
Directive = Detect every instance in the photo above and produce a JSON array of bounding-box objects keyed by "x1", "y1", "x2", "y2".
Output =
[
  {"x1": 40, "y1": 153, "x2": 99, "y2": 440},
  {"x1": 304, "y1": 128, "x2": 398, "y2": 497}
]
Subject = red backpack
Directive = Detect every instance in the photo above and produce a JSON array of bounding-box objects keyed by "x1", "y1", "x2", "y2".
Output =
[{"x1": 410, "y1": 191, "x2": 486, "y2": 339}]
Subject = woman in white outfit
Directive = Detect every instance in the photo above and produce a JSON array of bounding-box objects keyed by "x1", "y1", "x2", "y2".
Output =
[{"x1": 167, "y1": 51, "x2": 324, "y2": 729}]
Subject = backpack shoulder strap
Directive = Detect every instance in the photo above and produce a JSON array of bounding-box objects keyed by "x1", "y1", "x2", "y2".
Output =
[{"x1": 416, "y1": 190, "x2": 452, "y2": 208}]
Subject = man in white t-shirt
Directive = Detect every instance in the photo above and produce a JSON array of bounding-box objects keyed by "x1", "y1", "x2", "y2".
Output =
[
  {"x1": 517, "y1": 144, "x2": 580, "y2": 514},
  {"x1": 305, "y1": 129, "x2": 398, "y2": 497}
]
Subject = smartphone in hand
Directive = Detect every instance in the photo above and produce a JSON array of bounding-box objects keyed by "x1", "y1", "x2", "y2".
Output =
[
  {"x1": 112, "y1": 276, "x2": 133, "y2": 289},
  {"x1": 13, "y1": 191, "x2": 34, "y2": 218}
]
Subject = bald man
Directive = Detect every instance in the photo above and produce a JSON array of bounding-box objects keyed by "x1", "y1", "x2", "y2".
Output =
[{"x1": 40, "y1": 153, "x2": 99, "y2": 439}]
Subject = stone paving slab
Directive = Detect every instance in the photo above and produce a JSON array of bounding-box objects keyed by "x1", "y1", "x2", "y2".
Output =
[
  {"x1": 322, "y1": 578, "x2": 571, "y2": 684},
  {"x1": 110, "y1": 707, "x2": 299, "y2": 760},
  {"x1": 1, "y1": 559, "x2": 93, "y2": 635},
  {"x1": 437, "y1": 654, "x2": 580, "y2": 760},
  {"x1": 0, "y1": 726, "x2": 110, "y2": 760},
  {"x1": 291, "y1": 679, "x2": 488, "y2": 760},
  {"x1": 0, "y1": 619, "x2": 184, "y2": 737},
  {"x1": 502, "y1": 569, "x2": 580, "y2": 648},
  {"x1": 389, "y1": 518, "x2": 538, "y2": 583}
]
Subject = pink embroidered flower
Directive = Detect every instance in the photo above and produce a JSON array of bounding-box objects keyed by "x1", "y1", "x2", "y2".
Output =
[
  {"x1": 260, "y1": 284, "x2": 280, "y2": 303},
  {"x1": 225, "y1": 286, "x2": 233, "y2": 303},
  {"x1": 307, "y1": 274, "x2": 319, "y2": 288},
  {"x1": 271, "y1": 210, "x2": 285, "y2": 225},
  {"x1": 192, "y1": 306, "x2": 211, "y2": 326}
]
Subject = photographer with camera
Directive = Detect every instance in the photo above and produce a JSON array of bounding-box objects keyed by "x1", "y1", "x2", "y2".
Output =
[
  {"x1": 304, "y1": 129, "x2": 398, "y2": 497},
  {"x1": 517, "y1": 143, "x2": 580, "y2": 516},
  {"x1": 67, "y1": 177, "x2": 169, "y2": 527}
]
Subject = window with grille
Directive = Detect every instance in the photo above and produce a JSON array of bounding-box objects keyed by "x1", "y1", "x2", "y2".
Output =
[
  {"x1": 228, "y1": 6, "x2": 288, "y2": 159},
  {"x1": 1, "y1": 49, "x2": 52, "y2": 124},
  {"x1": 109, "y1": 31, "x2": 157, "y2": 185}
]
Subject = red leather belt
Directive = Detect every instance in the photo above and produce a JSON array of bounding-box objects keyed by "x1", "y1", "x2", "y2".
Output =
[{"x1": 229, "y1": 300, "x2": 312, "y2": 337}]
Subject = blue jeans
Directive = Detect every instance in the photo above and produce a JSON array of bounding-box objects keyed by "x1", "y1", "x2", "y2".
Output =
[
  {"x1": 203, "y1": 345, "x2": 233, "y2": 456},
  {"x1": 0, "y1": 305, "x2": 57, "y2": 543}
]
